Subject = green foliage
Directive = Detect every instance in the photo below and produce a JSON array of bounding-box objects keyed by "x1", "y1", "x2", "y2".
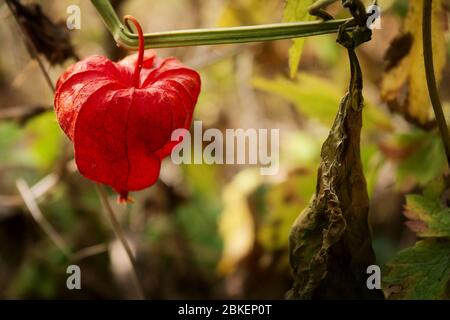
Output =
[
  {"x1": 254, "y1": 74, "x2": 340, "y2": 126},
  {"x1": 399, "y1": 135, "x2": 446, "y2": 186},
  {"x1": 0, "y1": 122, "x2": 26, "y2": 164},
  {"x1": 7, "y1": 246, "x2": 67, "y2": 299},
  {"x1": 176, "y1": 163, "x2": 223, "y2": 270},
  {"x1": 384, "y1": 177, "x2": 450, "y2": 299},
  {"x1": 383, "y1": 130, "x2": 447, "y2": 187},
  {"x1": 176, "y1": 198, "x2": 223, "y2": 270},
  {"x1": 404, "y1": 179, "x2": 450, "y2": 237},
  {"x1": 253, "y1": 73, "x2": 391, "y2": 131},
  {"x1": 0, "y1": 112, "x2": 62, "y2": 170},
  {"x1": 384, "y1": 239, "x2": 450, "y2": 300},
  {"x1": 361, "y1": 143, "x2": 382, "y2": 197},
  {"x1": 24, "y1": 112, "x2": 63, "y2": 170},
  {"x1": 258, "y1": 169, "x2": 316, "y2": 251}
]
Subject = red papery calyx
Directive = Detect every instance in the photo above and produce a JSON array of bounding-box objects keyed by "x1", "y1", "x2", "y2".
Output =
[{"x1": 54, "y1": 16, "x2": 201, "y2": 202}]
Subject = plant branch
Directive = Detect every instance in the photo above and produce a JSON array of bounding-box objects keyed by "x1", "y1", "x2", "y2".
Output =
[
  {"x1": 16, "y1": 179, "x2": 72, "y2": 259},
  {"x1": 96, "y1": 185, "x2": 145, "y2": 300},
  {"x1": 0, "y1": 104, "x2": 51, "y2": 123},
  {"x1": 91, "y1": 0, "x2": 355, "y2": 49},
  {"x1": 423, "y1": 0, "x2": 450, "y2": 166},
  {"x1": 72, "y1": 243, "x2": 109, "y2": 262}
]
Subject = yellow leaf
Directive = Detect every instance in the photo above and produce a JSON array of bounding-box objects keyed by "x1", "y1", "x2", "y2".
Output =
[
  {"x1": 217, "y1": 169, "x2": 261, "y2": 274},
  {"x1": 258, "y1": 168, "x2": 316, "y2": 251},
  {"x1": 381, "y1": 0, "x2": 446, "y2": 124},
  {"x1": 283, "y1": 0, "x2": 315, "y2": 78}
]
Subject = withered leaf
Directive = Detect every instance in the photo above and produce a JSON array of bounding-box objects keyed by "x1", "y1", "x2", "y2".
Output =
[
  {"x1": 6, "y1": 0, "x2": 78, "y2": 64},
  {"x1": 287, "y1": 33, "x2": 383, "y2": 299},
  {"x1": 384, "y1": 33, "x2": 413, "y2": 72}
]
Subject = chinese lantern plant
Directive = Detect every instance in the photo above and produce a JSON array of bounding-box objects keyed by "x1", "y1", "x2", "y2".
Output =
[
  {"x1": 50, "y1": 0, "x2": 450, "y2": 300},
  {"x1": 57, "y1": 0, "x2": 357, "y2": 201},
  {"x1": 54, "y1": 16, "x2": 201, "y2": 202},
  {"x1": 53, "y1": 1, "x2": 379, "y2": 300}
]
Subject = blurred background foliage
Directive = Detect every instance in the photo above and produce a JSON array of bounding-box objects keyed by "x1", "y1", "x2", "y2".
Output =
[{"x1": 0, "y1": 0, "x2": 449, "y2": 299}]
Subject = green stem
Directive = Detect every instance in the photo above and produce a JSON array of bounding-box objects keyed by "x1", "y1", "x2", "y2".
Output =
[
  {"x1": 91, "y1": 0, "x2": 355, "y2": 49},
  {"x1": 423, "y1": 0, "x2": 450, "y2": 166}
]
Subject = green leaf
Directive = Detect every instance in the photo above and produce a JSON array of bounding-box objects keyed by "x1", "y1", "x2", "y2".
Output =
[
  {"x1": 400, "y1": 135, "x2": 446, "y2": 186},
  {"x1": 253, "y1": 74, "x2": 340, "y2": 126},
  {"x1": 24, "y1": 112, "x2": 63, "y2": 170},
  {"x1": 283, "y1": 0, "x2": 315, "y2": 78},
  {"x1": 252, "y1": 74, "x2": 391, "y2": 130},
  {"x1": 404, "y1": 178, "x2": 450, "y2": 237},
  {"x1": 0, "y1": 122, "x2": 24, "y2": 164},
  {"x1": 177, "y1": 163, "x2": 223, "y2": 270},
  {"x1": 384, "y1": 239, "x2": 450, "y2": 300},
  {"x1": 361, "y1": 143, "x2": 382, "y2": 198},
  {"x1": 384, "y1": 130, "x2": 447, "y2": 187}
]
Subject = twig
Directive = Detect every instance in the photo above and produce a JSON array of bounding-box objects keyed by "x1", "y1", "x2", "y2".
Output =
[
  {"x1": 0, "y1": 160, "x2": 76, "y2": 214},
  {"x1": 0, "y1": 104, "x2": 51, "y2": 123},
  {"x1": 95, "y1": 184, "x2": 145, "y2": 300},
  {"x1": 14, "y1": 178, "x2": 113, "y2": 264},
  {"x1": 72, "y1": 243, "x2": 109, "y2": 262},
  {"x1": 16, "y1": 178, "x2": 72, "y2": 258},
  {"x1": 423, "y1": 0, "x2": 450, "y2": 166}
]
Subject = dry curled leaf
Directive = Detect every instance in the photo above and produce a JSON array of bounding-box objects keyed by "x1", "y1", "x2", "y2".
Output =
[
  {"x1": 6, "y1": 0, "x2": 78, "y2": 64},
  {"x1": 288, "y1": 26, "x2": 383, "y2": 299}
]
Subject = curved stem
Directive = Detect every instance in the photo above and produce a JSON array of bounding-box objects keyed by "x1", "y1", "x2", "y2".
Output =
[
  {"x1": 423, "y1": 0, "x2": 450, "y2": 166},
  {"x1": 123, "y1": 15, "x2": 144, "y2": 87},
  {"x1": 96, "y1": 185, "x2": 145, "y2": 300},
  {"x1": 91, "y1": 0, "x2": 355, "y2": 49}
]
